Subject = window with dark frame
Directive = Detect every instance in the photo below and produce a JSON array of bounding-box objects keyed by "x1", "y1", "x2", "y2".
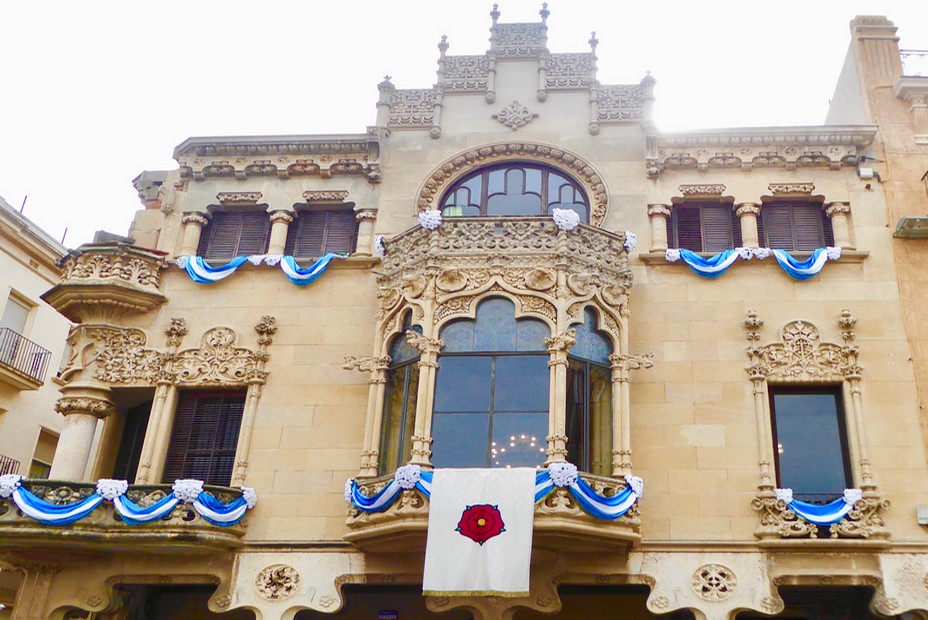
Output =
[
  {"x1": 196, "y1": 211, "x2": 270, "y2": 260},
  {"x1": 440, "y1": 163, "x2": 589, "y2": 222},
  {"x1": 379, "y1": 316, "x2": 421, "y2": 475},
  {"x1": 112, "y1": 401, "x2": 153, "y2": 482},
  {"x1": 161, "y1": 391, "x2": 246, "y2": 487},
  {"x1": 769, "y1": 386, "x2": 852, "y2": 503},
  {"x1": 667, "y1": 203, "x2": 742, "y2": 252},
  {"x1": 759, "y1": 202, "x2": 834, "y2": 252},
  {"x1": 284, "y1": 209, "x2": 358, "y2": 259}
]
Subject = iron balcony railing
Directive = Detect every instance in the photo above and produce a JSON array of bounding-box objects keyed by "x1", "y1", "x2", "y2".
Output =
[
  {"x1": 0, "y1": 454, "x2": 20, "y2": 476},
  {"x1": 0, "y1": 328, "x2": 51, "y2": 384},
  {"x1": 901, "y1": 50, "x2": 928, "y2": 77}
]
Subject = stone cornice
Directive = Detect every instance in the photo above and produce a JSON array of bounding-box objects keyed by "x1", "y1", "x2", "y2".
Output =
[
  {"x1": 652, "y1": 125, "x2": 877, "y2": 149},
  {"x1": 173, "y1": 134, "x2": 379, "y2": 160}
]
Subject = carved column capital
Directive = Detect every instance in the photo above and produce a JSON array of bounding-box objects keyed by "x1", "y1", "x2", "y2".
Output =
[
  {"x1": 181, "y1": 212, "x2": 210, "y2": 227},
  {"x1": 405, "y1": 331, "x2": 444, "y2": 355},
  {"x1": 735, "y1": 202, "x2": 761, "y2": 217},
  {"x1": 825, "y1": 201, "x2": 851, "y2": 217},
  {"x1": 647, "y1": 203, "x2": 672, "y2": 218},
  {"x1": 545, "y1": 328, "x2": 577, "y2": 354},
  {"x1": 355, "y1": 209, "x2": 377, "y2": 222},
  {"x1": 268, "y1": 210, "x2": 294, "y2": 224},
  {"x1": 54, "y1": 395, "x2": 114, "y2": 419}
]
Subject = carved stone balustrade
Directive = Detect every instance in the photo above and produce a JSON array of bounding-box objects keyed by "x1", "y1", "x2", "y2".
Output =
[
  {"x1": 0, "y1": 480, "x2": 247, "y2": 554},
  {"x1": 344, "y1": 472, "x2": 640, "y2": 553},
  {"x1": 751, "y1": 491, "x2": 891, "y2": 545},
  {"x1": 377, "y1": 217, "x2": 632, "y2": 329},
  {"x1": 42, "y1": 243, "x2": 169, "y2": 323}
]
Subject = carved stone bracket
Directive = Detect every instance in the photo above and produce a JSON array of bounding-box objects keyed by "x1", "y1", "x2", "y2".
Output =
[{"x1": 752, "y1": 491, "x2": 890, "y2": 540}]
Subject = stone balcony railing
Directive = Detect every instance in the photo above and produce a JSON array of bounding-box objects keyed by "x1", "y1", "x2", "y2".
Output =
[
  {"x1": 0, "y1": 480, "x2": 248, "y2": 552},
  {"x1": 344, "y1": 471, "x2": 640, "y2": 553},
  {"x1": 751, "y1": 490, "x2": 890, "y2": 544},
  {"x1": 41, "y1": 243, "x2": 169, "y2": 323}
]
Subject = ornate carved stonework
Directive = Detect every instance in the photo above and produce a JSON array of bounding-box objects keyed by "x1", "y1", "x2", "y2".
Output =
[
  {"x1": 439, "y1": 54, "x2": 490, "y2": 92},
  {"x1": 647, "y1": 128, "x2": 874, "y2": 177},
  {"x1": 386, "y1": 89, "x2": 439, "y2": 128},
  {"x1": 679, "y1": 184, "x2": 726, "y2": 196},
  {"x1": 302, "y1": 190, "x2": 349, "y2": 203},
  {"x1": 174, "y1": 323, "x2": 274, "y2": 386},
  {"x1": 595, "y1": 84, "x2": 645, "y2": 122},
  {"x1": 492, "y1": 101, "x2": 538, "y2": 130},
  {"x1": 692, "y1": 564, "x2": 737, "y2": 601},
  {"x1": 217, "y1": 192, "x2": 262, "y2": 204},
  {"x1": 544, "y1": 53, "x2": 595, "y2": 89},
  {"x1": 745, "y1": 317, "x2": 862, "y2": 382},
  {"x1": 492, "y1": 22, "x2": 548, "y2": 57},
  {"x1": 255, "y1": 565, "x2": 300, "y2": 600},
  {"x1": 268, "y1": 211, "x2": 293, "y2": 225},
  {"x1": 182, "y1": 213, "x2": 210, "y2": 226},
  {"x1": 54, "y1": 396, "x2": 114, "y2": 418},
  {"x1": 416, "y1": 143, "x2": 609, "y2": 226},
  {"x1": 42, "y1": 245, "x2": 169, "y2": 323},
  {"x1": 751, "y1": 491, "x2": 890, "y2": 539},
  {"x1": 769, "y1": 182, "x2": 815, "y2": 195}
]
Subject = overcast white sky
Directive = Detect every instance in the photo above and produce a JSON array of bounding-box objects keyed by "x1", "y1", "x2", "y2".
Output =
[{"x1": 1, "y1": 1, "x2": 926, "y2": 249}]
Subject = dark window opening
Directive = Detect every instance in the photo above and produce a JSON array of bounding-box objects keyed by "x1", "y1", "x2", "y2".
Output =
[
  {"x1": 440, "y1": 164, "x2": 589, "y2": 222},
  {"x1": 162, "y1": 391, "x2": 245, "y2": 487},
  {"x1": 379, "y1": 315, "x2": 422, "y2": 474},
  {"x1": 112, "y1": 401, "x2": 152, "y2": 481},
  {"x1": 197, "y1": 211, "x2": 270, "y2": 260},
  {"x1": 284, "y1": 209, "x2": 358, "y2": 259},
  {"x1": 667, "y1": 203, "x2": 742, "y2": 252},
  {"x1": 770, "y1": 386, "x2": 852, "y2": 503}
]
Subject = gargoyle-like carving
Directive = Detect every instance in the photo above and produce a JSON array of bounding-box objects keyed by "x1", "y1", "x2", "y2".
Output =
[{"x1": 343, "y1": 356, "x2": 392, "y2": 372}]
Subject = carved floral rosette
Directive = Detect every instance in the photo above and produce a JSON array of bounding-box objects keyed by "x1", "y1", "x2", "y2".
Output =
[
  {"x1": 751, "y1": 492, "x2": 890, "y2": 540},
  {"x1": 375, "y1": 217, "x2": 631, "y2": 349}
]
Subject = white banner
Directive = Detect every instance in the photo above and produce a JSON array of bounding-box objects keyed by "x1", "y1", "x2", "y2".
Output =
[{"x1": 423, "y1": 468, "x2": 535, "y2": 597}]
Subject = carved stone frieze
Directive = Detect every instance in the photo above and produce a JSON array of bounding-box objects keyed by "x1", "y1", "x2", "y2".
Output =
[
  {"x1": 386, "y1": 89, "x2": 439, "y2": 128},
  {"x1": 751, "y1": 491, "x2": 890, "y2": 539},
  {"x1": 217, "y1": 192, "x2": 262, "y2": 204},
  {"x1": 174, "y1": 323, "x2": 274, "y2": 386},
  {"x1": 302, "y1": 190, "x2": 349, "y2": 203},
  {"x1": 769, "y1": 182, "x2": 815, "y2": 195},
  {"x1": 679, "y1": 184, "x2": 726, "y2": 196},
  {"x1": 416, "y1": 143, "x2": 609, "y2": 226},
  {"x1": 745, "y1": 316, "x2": 861, "y2": 382},
  {"x1": 544, "y1": 53, "x2": 595, "y2": 89},
  {"x1": 595, "y1": 85, "x2": 645, "y2": 122},
  {"x1": 647, "y1": 128, "x2": 873, "y2": 177},
  {"x1": 492, "y1": 22, "x2": 548, "y2": 57},
  {"x1": 439, "y1": 54, "x2": 489, "y2": 92},
  {"x1": 255, "y1": 565, "x2": 300, "y2": 600},
  {"x1": 493, "y1": 101, "x2": 538, "y2": 130}
]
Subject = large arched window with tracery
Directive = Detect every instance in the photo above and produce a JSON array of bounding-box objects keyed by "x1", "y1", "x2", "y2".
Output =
[{"x1": 440, "y1": 164, "x2": 589, "y2": 222}]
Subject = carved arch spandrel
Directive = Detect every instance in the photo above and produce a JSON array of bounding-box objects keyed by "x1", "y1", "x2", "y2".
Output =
[
  {"x1": 433, "y1": 282, "x2": 558, "y2": 333},
  {"x1": 416, "y1": 142, "x2": 610, "y2": 227}
]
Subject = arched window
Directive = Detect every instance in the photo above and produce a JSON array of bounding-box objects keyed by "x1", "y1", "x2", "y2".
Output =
[
  {"x1": 432, "y1": 298, "x2": 550, "y2": 469},
  {"x1": 566, "y1": 308, "x2": 614, "y2": 476},
  {"x1": 440, "y1": 164, "x2": 589, "y2": 222},
  {"x1": 379, "y1": 315, "x2": 422, "y2": 474}
]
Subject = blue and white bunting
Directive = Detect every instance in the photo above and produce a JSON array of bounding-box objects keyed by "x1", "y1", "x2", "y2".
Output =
[
  {"x1": 771, "y1": 247, "x2": 841, "y2": 281},
  {"x1": 175, "y1": 253, "x2": 345, "y2": 285},
  {"x1": 665, "y1": 246, "x2": 842, "y2": 280},
  {"x1": 665, "y1": 248, "x2": 740, "y2": 279},
  {"x1": 347, "y1": 462, "x2": 641, "y2": 522},
  {"x1": 776, "y1": 487, "x2": 861, "y2": 526},
  {"x1": 0, "y1": 475, "x2": 257, "y2": 528}
]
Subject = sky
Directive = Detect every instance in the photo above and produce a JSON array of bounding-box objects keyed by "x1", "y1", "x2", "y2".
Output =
[{"x1": 1, "y1": 1, "x2": 926, "y2": 249}]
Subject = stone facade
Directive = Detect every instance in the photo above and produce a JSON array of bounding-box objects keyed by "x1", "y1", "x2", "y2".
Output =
[{"x1": 2, "y1": 9, "x2": 928, "y2": 620}]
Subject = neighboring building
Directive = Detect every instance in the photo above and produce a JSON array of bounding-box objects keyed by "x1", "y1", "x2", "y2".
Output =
[{"x1": 3, "y1": 8, "x2": 928, "y2": 620}]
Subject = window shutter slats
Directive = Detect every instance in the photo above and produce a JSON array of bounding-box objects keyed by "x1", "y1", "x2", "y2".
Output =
[
  {"x1": 324, "y1": 211, "x2": 358, "y2": 255},
  {"x1": 761, "y1": 203, "x2": 832, "y2": 252},
  {"x1": 701, "y1": 206, "x2": 734, "y2": 253},
  {"x1": 236, "y1": 213, "x2": 271, "y2": 256},
  {"x1": 761, "y1": 205, "x2": 794, "y2": 250},
  {"x1": 792, "y1": 205, "x2": 825, "y2": 251},
  {"x1": 673, "y1": 206, "x2": 704, "y2": 251},
  {"x1": 199, "y1": 212, "x2": 270, "y2": 259},
  {"x1": 285, "y1": 210, "x2": 358, "y2": 258}
]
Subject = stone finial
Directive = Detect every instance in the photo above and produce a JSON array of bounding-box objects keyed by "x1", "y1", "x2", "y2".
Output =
[
  {"x1": 588, "y1": 31, "x2": 598, "y2": 52},
  {"x1": 539, "y1": 2, "x2": 549, "y2": 23},
  {"x1": 490, "y1": 3, "x2": 500, "y2": 25},
  {"x1": 378, "y1": 76, "x2": 394, "y2": 92},
  {"x1": 438, "y1": 35, "x2": 449, "y2": 58}
]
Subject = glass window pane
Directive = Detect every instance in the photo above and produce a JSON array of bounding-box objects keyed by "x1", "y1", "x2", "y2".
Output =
[
  {"x1": 494, "y1": 356, "x2": 549, "y2": 412},
  {"x1": 441, "y1": 319, "x2": 475, "y2": 353},
  {"x1": 491, "y1": 413, "x2": 548, "y2": 468},
  {"x1": 773, "y1": 391, "x2": 850, "y2": 499},
  {"x1": 432, "y1": 413, "x2": 490, "y2": 468},
  {"x1": 588, "y1": 364, "x2": 613, "y2": 476},
  {"x1": 571, "y1": 308, "x2": 612, "y2": 364},
  {"x1": 434, "y1": 357, "x2": 492, "y2": 412},
  {"x1": 380, "y1": 364, "x2": 418, "y2": 473},
  {"x1": 515, "y1": 318, "x2": 549, "y2": 351},
  {"x1": 473, "y1": 298, "x2": 518, "y2": 351}
]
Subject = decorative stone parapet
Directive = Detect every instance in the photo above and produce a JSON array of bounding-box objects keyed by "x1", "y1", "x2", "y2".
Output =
[
  {"x1": 345, "y1": 471, "x2": 639, "y2": 552},
  {"x1": 42, "y1": 244, "x2": 169, "y2": 323},
  {"x1": 751, "y1": 490, "x2": 890, "y2": 540},
  {"x1": 0, "y1": 480, "x2": 247, "y2": 551}
]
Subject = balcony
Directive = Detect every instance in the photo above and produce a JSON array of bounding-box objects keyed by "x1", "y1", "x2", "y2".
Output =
[
  {"x1": 0, "y1": 328, "x2": 51, "y2": 390},
  {"x1": 41, "y1": 243, "x2": 169, "y2": 323},
  {"x1": 0, "y1": 479, "x2": 248, "y2": 553},
  {"x1": 0, "y1": 455, "x2": 20, "y2": 476},
  {"x1": 752, "y1": 490, "x2": 890, "y2": 547},
  {"x1": 345, "y1": 471, "x2": 640, "y2": 554}
]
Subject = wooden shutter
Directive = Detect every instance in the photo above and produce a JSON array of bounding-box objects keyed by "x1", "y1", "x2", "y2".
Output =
[
  {"x1": 761, "y1": 205, "x2": 795, "y2": 250},
  {"x1": 161, "y1": 392, "x2": 246, "y2": 487},
  {"x1": 792, "y1": 204, "x2": 826, "y2": 251},
  {"x1": 701, "y1": 206, "x2": 736, "y2": 253},
  {"x1": 285, "y1": 210, "x2": 358, "y2": 258},
  {"x1": 672, "y1": 206, "x2": 704, "y2": 251},
  {"x1": 761, "y1": 203, "x2": 832, "y2": 251},
  {"x1": 197, "y1": 212, "x2": 270, "y2": 259}
]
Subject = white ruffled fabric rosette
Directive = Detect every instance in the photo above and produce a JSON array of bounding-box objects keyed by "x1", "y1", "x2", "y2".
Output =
[
  {"x1": 552, "y1": 208, "x2": 581, "y2": 231},
  {"x1": 241, "y1": 487, "x2": 258, "y2": 509},
  {"x1": 172, "y1": 479, "x2": 205, "y2": 503},
  {"x1": 0, "y1": 474, "x2": 22, "y2": 499},
  {"x1": 548, "y1": 462, "x2": 579, "y2": 488},
  {"x1": 95, "y1": 478, "x2": 129, "y2": 500},
  {"x1": 623, "y1": 232, "x2": 637, "y2": 252},
  {"x1": 394, "y1": 464, "x2": 422, "y2": 490},
  {"x1": 418, "y1": 210, "x2": 443, "y2": 230}
]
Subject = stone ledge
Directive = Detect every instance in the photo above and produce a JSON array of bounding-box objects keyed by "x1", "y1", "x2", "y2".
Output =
[{"x1": 636, "y1": 250, "x2": 870, "y2": 266}]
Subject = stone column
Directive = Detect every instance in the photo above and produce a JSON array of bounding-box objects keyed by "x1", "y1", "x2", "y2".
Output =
[
  {"x1": 647, "y1": 204, "x2": 672, "y2": 252},
  {"x1": 544, "y1": 329, "x2": 576, "y2": 465},
  {"x1": 407, "y1": 332, "x2": 444, "y2": 467},
  {"x1": 266, "y1": 209, "x2": 295, "y2": 256},
  {"x1": 49, "y1": 383, "x2": 114, "y2": 481},
  {"x1": 354, "y1": 208, "x2": 377, "y2": 257},
  {"x1": 179, "y1": 212, "x2": 209, "y2": 256},
  {"x1": 735, "y1": 202, "x2": 762, "y2": 248},
  {"x1": 825, "y1": 202, "x2": 854, "y2": 249}
]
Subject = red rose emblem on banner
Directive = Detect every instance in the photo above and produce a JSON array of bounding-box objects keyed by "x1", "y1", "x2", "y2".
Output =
[{"x1": 456, "y1": 504, "x2": 506, "y2": 545}]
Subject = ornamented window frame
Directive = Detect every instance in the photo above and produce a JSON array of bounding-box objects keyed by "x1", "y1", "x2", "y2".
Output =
[{"x1": 415, "y1": 142, "x2": 610, "y2": 227}]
